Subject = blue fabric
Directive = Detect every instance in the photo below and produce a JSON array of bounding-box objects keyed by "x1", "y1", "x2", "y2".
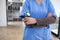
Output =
[{"x1": 20, "y1": 0, "x2": 56, "y2": 40}]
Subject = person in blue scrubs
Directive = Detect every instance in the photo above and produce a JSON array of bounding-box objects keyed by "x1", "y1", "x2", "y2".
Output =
[{"x1": 20, "y1": 0, "x2": 56, "y2": 40}]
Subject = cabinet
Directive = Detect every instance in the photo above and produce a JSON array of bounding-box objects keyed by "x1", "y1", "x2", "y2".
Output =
[{"x1": 7, "y1": 0, "x2": 22, "y2": 21}]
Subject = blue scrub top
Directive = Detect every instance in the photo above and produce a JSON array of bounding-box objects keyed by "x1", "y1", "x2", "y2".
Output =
[{"x1": 20, "y1": 0, "x2": 56, "y2": 40}]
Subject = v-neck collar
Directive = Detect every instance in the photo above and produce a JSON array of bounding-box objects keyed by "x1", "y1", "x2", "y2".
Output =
[{"x1": 35, "y1": 0, "x2": 43, "y2": 6}]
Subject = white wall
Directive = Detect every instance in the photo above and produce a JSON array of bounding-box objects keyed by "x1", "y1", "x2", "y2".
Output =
[
  {"x1": 51, "y1": 0, "x2": 60, "y2": 17},
  {"x1": 0, "y1": 0, "x2": 7, "y2": 27}
]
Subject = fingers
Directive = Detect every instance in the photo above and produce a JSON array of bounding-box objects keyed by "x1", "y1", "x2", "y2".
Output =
[
  {"x1": 24, "y1": 17, "x2": 29, "y2": 22},
  {"x1": 24, "y1": 17, "x2": 36, "y2": 25},
  {"x1": 24, "y1": 17, "x2": 30, "y2": 25},
  {"x1": 25, "y1": 21, "x2": 30, "y2": 25},
  {"x1": 47, "y1": 12, "x2": 52, "y2": 17},
  {"x1": 24, "y1": 17, "x2": 29, "y2": 20}
]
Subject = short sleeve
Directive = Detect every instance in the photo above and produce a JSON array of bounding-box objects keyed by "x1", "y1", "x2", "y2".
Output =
[
  {"x1": 19, "y1": 0, "x2": 30, "y2": 17},
  {"x1": 47, "y1": 0, "x2": 56, "y2": 17}
]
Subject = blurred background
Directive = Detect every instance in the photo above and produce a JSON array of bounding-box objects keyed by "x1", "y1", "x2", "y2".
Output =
[{"x1": 0, "y1": 0, "x2": 60, "y2": 40}]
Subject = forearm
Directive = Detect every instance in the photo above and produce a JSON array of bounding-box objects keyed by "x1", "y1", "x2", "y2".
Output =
[{"x1": 36, "y1": 16, "x2": 56, "y2": 26}]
